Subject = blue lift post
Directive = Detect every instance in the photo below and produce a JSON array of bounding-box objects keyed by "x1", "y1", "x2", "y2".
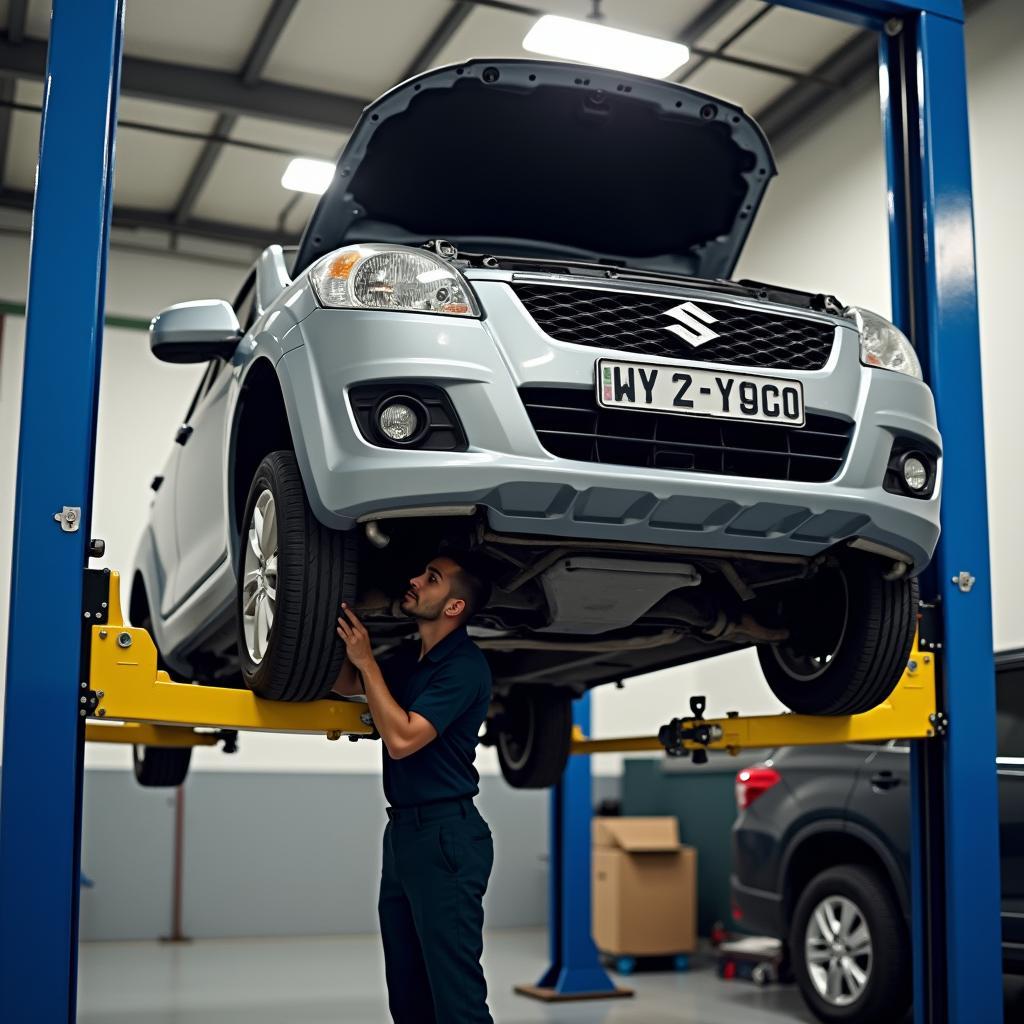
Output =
[
  {"x1": 533, "y1": 2, "x2": 1003, "y2": 1021},
  {"x1": 0, "y1": 1, "x2": 124, "y2": 1021},
  {"x1": 516, "y1": 692, "x2": 628, "y2": 1000},
  {"x1": 801, "y1": 3, "x2": 1002, "y2": 1021},
  {"x1": 874, "y1": 6, "x2": 1003, "y2": 1020}
]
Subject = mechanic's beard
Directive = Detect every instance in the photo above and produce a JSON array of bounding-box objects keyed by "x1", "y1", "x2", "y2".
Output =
[{"x1": 411, "y1": 596, "x2": 446, "y2": 622}]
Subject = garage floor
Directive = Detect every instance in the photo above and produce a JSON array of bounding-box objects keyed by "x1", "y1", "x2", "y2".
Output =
[
  {"x1": 76, "y1": 928, "x2": 820, "y2": 1023},
  {"x1": 76, "y1": 927, "x2": 1024, "y2": 1022}
]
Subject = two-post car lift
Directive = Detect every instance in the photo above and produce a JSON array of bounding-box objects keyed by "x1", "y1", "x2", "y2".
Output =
[{"x1": 0, "y1": 2, "x2": 1002, "y2": 1023}]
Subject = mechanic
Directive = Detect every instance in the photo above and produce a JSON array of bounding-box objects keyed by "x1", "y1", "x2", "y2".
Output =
[{"x1": 332, "y1": 550, "x2": 494, "y2": 1024}]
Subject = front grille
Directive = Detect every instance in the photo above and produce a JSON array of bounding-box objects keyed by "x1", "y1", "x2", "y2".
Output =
[
  {"x1": 512, "y1": 284, "x2": 836, "y2": 371},
  {"x1": 520, "y1": 387, "x2": 853, "y2": 484}
]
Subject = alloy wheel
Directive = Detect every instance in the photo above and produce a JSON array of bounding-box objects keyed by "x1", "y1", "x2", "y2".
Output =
[
  {"x1": 804, "y1": 893, "x2": 873, "y2": 1007},
  {"x1": 241, "y1": 488, "x2": 278, "y2": 664}
]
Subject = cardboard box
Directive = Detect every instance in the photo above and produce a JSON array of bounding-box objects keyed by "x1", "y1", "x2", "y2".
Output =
[{"x1": 592, "y1": 816, "x2": 697, "y2": 957}]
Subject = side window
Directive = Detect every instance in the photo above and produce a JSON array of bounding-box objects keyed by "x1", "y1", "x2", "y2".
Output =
[
  {"x1": 996, "y1": 659, "x2": 1024, "y2": 758},
  {"x1": 233, "y1": 269, "x2": 258, "y2": 334}
]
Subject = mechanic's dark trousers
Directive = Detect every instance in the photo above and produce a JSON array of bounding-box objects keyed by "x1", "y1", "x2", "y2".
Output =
[{"x1": 379, "y1": 797, "x2": 494, "y2": 1024}]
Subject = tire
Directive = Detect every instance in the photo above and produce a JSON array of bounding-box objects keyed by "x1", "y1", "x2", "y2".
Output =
[
  {"x1": 790, "y1": 865, "x2": 909, "y2": 1023},
  {"x1": 237, "y1": 450, "x2": 357, "y2": 701},
  {"x1": 133, "y1": 609, "x2": 191, "y2": 787},
  {"x1": 756, "y1": 557, "x2": 918, "y2": 715},
  {"x1": 495, "y1": 686, "x2": 572, "y2": 788},
  {"x1": 132, "y1": 744, "x2": 191, "y2": 788}
]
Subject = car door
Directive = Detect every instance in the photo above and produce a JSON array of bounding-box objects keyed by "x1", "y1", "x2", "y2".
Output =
[
  {"x1": 149, "y1": 363, "x2": 216, "y2": 617},
  {"x1": 995, "y1": 652, "x2": 1024, "y2": 955},
  {"x1": 169, "y1": 271, "x2": 255, "y2": 606},
  {"x1": 846, "y1": 741, "x2": 911, "y2": 890}
]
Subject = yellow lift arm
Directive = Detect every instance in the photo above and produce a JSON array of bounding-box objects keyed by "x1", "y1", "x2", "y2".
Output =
[
  {"x1": 84, "y1": 570, "x2": 373, "y2": 748},
  {"x1": 571, "y1": 639, "x2": 941, "y2": 757}
]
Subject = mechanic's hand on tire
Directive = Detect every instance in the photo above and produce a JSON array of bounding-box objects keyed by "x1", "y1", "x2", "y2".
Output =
[{"x1": 336, "y1": 604, "x2": 375, "y2": 673}]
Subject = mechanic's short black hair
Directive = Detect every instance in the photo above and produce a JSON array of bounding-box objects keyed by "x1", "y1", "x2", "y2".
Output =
[{"x1": 438, "y1": 547, "x2": 492, "y2": 620}]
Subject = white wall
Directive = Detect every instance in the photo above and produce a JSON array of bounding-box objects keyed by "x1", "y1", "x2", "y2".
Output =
[
  {"x1": 2, "y1": 0, "x2": 1022, "y2": 779},
  {"x1": 0, "y1": 238, "x2": 241, "y2": 767}
]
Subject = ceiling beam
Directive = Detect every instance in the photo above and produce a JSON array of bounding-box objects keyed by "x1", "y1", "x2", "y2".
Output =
[
  {"x1": 757, "y1": 30, "x2": 877, "y2": 152},
  {"x1": 173, "y1": 111, "x2": 237, "y2": 225},
  {"x1": 0, "y1": 79, "x2": 13, "y2": 192},
  {"x1": 676, "y1": 0, "x2": 747, "y2": 46},
  {"x1": 1, "y1": 0, "x2": 29, "y2": 190},
  {"x1": 240, "y1": 0, "x2": 299, "y2": 87},
  {"x1": 0, "y1": 187, "x2": 299, "y2": 250},
  {"x1": 0, "y1": 36, "x2": 365, "y2": 133},
  {"x1": 761, "y1": 0, "x2": 992, "y2": 155},
  {"x1": 679, "y1": 3, "x2": 772, "y2": 84},
  {"x1": 399, "y1": 1, "x2": 473, "y2": 82},
  {"x1": 6, "y1": 0, "x2": 28, "y2": 45},
  {"x1": 0, "y1": 4, "x2": 830, "y2": 140},
  {"x1": 172, "y1": 0, "x2": 302, "y2": 226}
]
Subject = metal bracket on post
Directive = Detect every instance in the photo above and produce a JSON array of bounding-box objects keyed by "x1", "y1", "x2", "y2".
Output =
[
  {"x1": 53, "y1": 506, "x2": 81, "y2": 532},
  {"x1": 515, "y1": 693, "x2": 632, "y2": 1003}
]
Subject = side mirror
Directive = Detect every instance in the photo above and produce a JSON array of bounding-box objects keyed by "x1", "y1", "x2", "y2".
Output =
[{"x1": 149, "y1": 300, "x2": 242, "y2": 364}]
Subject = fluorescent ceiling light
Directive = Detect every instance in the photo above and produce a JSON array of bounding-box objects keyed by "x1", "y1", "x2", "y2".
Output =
[
  {"x1": 281, "y1": 157, "x2": 335, "y2": 195},
  {"x1": 523, "y1": 15, "x2": 689, "y2": 79}
]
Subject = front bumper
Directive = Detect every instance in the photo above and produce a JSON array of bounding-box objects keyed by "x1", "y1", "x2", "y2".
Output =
[{"x1": 276, "y1": 278, "x2": 942, "y2": 570}]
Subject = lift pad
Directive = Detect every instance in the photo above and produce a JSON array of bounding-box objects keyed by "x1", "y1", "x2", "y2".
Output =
[
  {"x1": 84, "y1": 571, "x2": 374, "y2": 745},
  {"x1": 570, "y1": 639, "x2": 941, "y2": 757}
]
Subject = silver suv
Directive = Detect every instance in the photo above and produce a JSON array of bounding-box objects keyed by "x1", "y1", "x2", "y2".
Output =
[{"x1": 133, "y1": 59, "x2": 941, "y2": 788}]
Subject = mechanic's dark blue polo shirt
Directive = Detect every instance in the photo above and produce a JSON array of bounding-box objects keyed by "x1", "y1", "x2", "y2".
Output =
[{"x1": 382, "y1": 626, "x2": 492, "y2": 808}]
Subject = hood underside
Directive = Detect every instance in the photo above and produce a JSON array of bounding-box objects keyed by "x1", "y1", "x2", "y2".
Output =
[{"x1": 294, "y1": 59, "x2": 776, "y2": 280}]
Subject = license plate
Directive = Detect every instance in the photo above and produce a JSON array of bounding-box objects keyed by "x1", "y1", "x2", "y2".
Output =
[{"x1": 596, "y1": 359, "x2": 805, "y2": 427}]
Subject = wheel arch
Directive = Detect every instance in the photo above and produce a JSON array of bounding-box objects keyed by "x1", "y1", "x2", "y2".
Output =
[
  {"x1": 230, "y1": 357, "x2": 296, "y2": 542},
  {"x1": 129, "y1": 569, "x2": 150, "y2": 626},
  {"x1": 780, "y1": 820, "x2": 909, "y2": 926}
]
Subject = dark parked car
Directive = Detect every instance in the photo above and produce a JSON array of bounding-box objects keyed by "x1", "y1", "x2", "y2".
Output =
[{"x1": 731, "y1": 648, "x2": 1024, "y2": 1023}]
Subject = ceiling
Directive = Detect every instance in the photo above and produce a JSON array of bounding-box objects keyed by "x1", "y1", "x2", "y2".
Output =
[{"x1": 0, "y1": 0, "x2": 880, "y2": 263}]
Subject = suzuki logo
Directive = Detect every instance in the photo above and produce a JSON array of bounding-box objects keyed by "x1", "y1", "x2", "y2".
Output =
[{"x1": 662, "y1": 301, "x2": 720, "y2": 347}]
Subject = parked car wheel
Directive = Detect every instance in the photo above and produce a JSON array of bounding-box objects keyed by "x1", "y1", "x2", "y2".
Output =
[
  {"x1": 790, "y1": 865, "x2": 909, "y2": 1023},
  {"x1": 757, "y1": 557, "x2": 918, "y2": 715},
  {"x1": 495, "y1": 686, "x2": 572, "y2": 788},
  {"x1": 132, "y1": 744, "x2": 192, "y2": 788},
  {"x1": 237, "y1": 450, "x2": 357, "y2": 701}
]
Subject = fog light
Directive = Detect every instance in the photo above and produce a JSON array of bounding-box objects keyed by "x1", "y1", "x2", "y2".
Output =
[
  {"x1": 902, "y1": 455, "x2": 928, "y2": 491},
  {"x1": 378, "y1": 402, "x2": 419, "y2": 442}
]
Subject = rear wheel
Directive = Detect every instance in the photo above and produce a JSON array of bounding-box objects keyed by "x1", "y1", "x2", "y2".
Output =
[
  {"x1": 132, "y1": 607, "x2": 193, "y2": 788},
  {"x1": 495, "y1": 686, "x2": 573, "y2": 788},
  {"x1": 757, "y1": 557, "x2": 918, "y2": 715},
  {"x1": 132, "y1": 744, "x2": 191, "y2": 788},
  {"x1": 237, "y1": 450, "x2": 357, "y2": 701},
  {"x1": 790, "y1": 865, "x2": 909, "y2": 1023}
]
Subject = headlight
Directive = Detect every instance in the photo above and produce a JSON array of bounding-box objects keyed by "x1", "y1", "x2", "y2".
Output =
[
  {"x1": 309, "y1": 244, "x2": 480, "y2": 317},
  {"x1": 847, "y1": 306, "x2": 922, "y2": 379}
]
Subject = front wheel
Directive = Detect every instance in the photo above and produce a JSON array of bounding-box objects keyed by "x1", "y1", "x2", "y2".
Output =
[
  {"x1": 495, "y1": 686, "x2": 573, "y2": 789},
  {"x1": 756, "y1": 557, "x2": 918, "y2": 716},
  {"x1": 790, "y1": 865, "x2": 909, "y2": 1023},
  {"x1": 237, "y1": 450, "x2": 357, "y2": 701}
]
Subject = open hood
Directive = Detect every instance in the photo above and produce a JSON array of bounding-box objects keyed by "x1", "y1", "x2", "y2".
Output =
[{"x1": 294, "y1": 59, "x2": 776, "y2": 281}]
